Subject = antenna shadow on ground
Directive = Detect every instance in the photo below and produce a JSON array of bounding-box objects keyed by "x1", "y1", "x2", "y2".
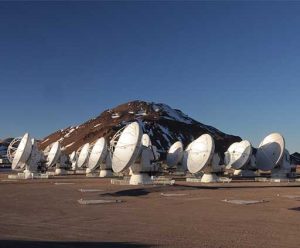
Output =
[
  {"x1": 180, "y1": 184, "x2": 300, "y2": 190},
  {"x1": 101, "y1": 183, "x2": 300, "y2": 197},
  {"x1": 0, "y1": 240, "x2": 154, "y2": 248},
  {"x1": 101, "y1": 184, "x2": 219, "y2": 197},
  {"x1": 288, "y1": 207, "x2": 300, "y2": 212}
]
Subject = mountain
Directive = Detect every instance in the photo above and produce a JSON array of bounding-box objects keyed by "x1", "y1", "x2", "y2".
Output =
[{"x1": 39, "y1": 100, "x2": 241, "y2": 158}]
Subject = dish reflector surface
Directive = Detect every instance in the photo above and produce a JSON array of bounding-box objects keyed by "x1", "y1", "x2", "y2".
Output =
[
  {"x1": 88, "y1": 137, "x2": 107, "y2": 170},
  {"x1": 167, "y1": 141, "x2": 183, "y2": 166},
  {"x1": 256, "y1": 133, "x2": 285, "y2": 171},
  {"x1": 187, "y1": 134, "x2": 215, "y2": 174},
  {"x1": 46, "y1": 142, "x2": 61, "y2": 168},
  {"x1": 77, "y1": 143, "x2": 90, "y2": 168},
  {"x1": 69, "y1": 151, "x2": 76, "y2": 161},
  {"x1": 142, "y1": 134, "x2": 151, "y2": 147},
  {"x1": 226, "y1": 140, "x2": 252, "y2": 169},
  {"x1": 12, "y1": 133, "x2": 32, "y2": 170},
  {"x1": 112, "y1": 122, "x2": 142, "y2": 173},
  {"x1": 181, "y1": 140, "x2": 195, "y2": 169}
]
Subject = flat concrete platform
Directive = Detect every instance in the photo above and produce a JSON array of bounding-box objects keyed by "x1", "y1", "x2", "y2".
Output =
[{"x1": 0, "y1": 172, "x2": 300, "y2": 248}]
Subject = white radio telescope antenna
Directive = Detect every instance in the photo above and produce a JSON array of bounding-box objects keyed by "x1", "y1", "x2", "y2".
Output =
[
  {"x1": 256, "y1": 133, "x2": 291, "y2": 179},
  {"x1": 187, "y1": 134, "x2": 214, "y2": 174},
  {"x1": 111, "y1": 122, "x2": 156, "y2": 185},
  {"x1": 142, "y1": 134, "x2": 151, "y2": 147},
  {"x1": 181, "y1": 140, "x2": 195, "y2": 171},
  {"x1": 112, "y1": 122, "x2": 142, "y2": 173},
  {"x1": 77, "y1": 143, "x2": 90, "y2": 168},
  {"x1": 224, "y1": 140, "x2": 256, "y2": 177},
  {"x1": 69, "y1": 151, "x2": 76, "y2": 161},
  {"x1": 187, "y1": 134, "x2": 222, "y2": 183},
  {"x1": 141, "y1": 133, "x2": 160, "y2": 161},
  {"x1": 166, "y1": 141, "x2": 183, "y2": 168},
  {"x1": 87, "y1": 138, "x2": 107, "y2": 171},
  {"x1": 86, "y1": 137, "x2": 113, "y2": 177},
  {"x1": 11, "y1": 133, "x2": 32, "y2": 170},
  {"x1": 7, "y1": 137, "x2": 22, "y2": 164},
  {"x1": 256, "y1": 133, "x2": 285, "y2": 171},
  {"x1": 46, "y1": 142, "x2": 61, "y2": 168},
  {"x1": 9, "y1": 133, "x2": 46, "y2": 178},
  {"x1": 69, "y1": 151, "x2": 77, "y2": 170},
  {"x1": 44, "y1": 142, "x2": 71, "y2": 175}
]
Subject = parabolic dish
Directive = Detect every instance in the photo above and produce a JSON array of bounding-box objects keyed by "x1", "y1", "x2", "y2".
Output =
[
  {"x1": 181, "y1": 140, "x2": 195, "y2": 169},
  {"x1": 166, "y1": 141, "x2": 183, "y2": 167},
  {"x1": 141, "y1": 134, "x2": 151, "y2": 147},
  {"x1": 256, "y1": 133, "x2": 285, "y2": 171},
  {"x1": 12, "y1": 133, "x2": 32, "y2": 170},
  {"x1": 88, "y1": 137, "x2": 107, "y2": 170},
  {"x1": 226, "y1": 140, "x2": 252, "y2": 169},
  {"x1": 112, "y1": 122, "x2": 142, "y2": 173},
  {"x1": 69, "y1": 151, "x2": 76, "y2": 161},
  {"x1": 187, "y1": 134, "x2": 215, "y2": 174},
  {"x1": 46, "y1": 142, "x2": 61, "y2": 168},
  {"x1": 77, "y1": 143, "x2": 90, "y2": 168}
]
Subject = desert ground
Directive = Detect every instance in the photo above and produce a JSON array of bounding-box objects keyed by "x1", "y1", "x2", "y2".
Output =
[{"x1": 0, "y1": 171, "x2": 299, "y2": 248}]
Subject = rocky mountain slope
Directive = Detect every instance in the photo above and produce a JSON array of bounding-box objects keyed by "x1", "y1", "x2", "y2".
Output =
[{"x1": 39, "y1": 100, "x2": 241, "y2": 158}]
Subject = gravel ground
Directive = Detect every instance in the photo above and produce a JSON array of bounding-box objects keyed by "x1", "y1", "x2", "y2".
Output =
[{"x1": 0, "y1": 173, "x2": 300, "y2": 248}]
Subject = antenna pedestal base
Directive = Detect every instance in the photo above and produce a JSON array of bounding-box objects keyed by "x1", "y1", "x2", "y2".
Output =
[
  {"x1": 8, "y1": 171, "x2": 49, "y2": 179},
  {"x1": 86, "y1": 172, "x2": 99, "y2": 177},
  {"x1": 85, "y1": 168, "x2": 99, "y2": 177},
  {"x1": 100, "y1": 169, "x2": 113, "y2": 178},
  {"x1": 233, "y1": 169, "x2": 256, "y2": 177},
  {"x1": 201, "y1": 173, "x2": 219, "y2": 183},
  {"x1": 23, "y1": 170, "x2": 33, "y2": 179},
  {"x1": 85, "y1": 168, "x2": 93, "y2": 174},
  {"x1": 24, "y1": 169, "x2": 36, "y2": 179},
  {"x1": 130, "y1": 173, "x2": 152, "y2": 185},
  {"x1": 271, "y1": 167, "x2": 290, "y2": 179},
  {"x1": 75, "y1": 169, "x2": 86, "y2": 174},
  {"x1": 55, "y1": 168, "x2": 67, "y2": 176}
]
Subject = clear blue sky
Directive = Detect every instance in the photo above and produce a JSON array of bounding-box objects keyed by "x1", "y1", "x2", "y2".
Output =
[{"x1": 0, "y1": 1, "x2": 299, "y2": 152}]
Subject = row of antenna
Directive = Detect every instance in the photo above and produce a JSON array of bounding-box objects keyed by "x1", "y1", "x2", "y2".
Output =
[{"x1": 7, "y1": 122, "x2": 294, "y2": 183}]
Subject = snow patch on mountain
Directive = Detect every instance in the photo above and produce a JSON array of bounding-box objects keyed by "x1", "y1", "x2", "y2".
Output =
[
  {"x1": 152, "y1": 103, "x2": 193, "y2": 124},
  {"x1": 39, "y1": 100, "x2": 241, "y2": 156}
]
